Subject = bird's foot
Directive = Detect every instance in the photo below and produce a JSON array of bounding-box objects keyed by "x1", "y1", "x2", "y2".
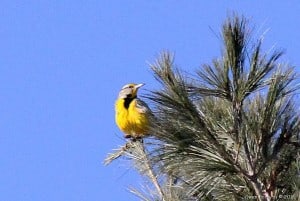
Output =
[
  {"x1": 132, "y1": 137, "x2": 143, "y2": 143},
  {"x1": 124, "y1": 134, "x2": 132, "y2": 139}
]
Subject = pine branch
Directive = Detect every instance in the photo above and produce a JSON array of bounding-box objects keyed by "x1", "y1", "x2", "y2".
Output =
[
  {"x1": 104, "y1": 140, "x2": 165, "y2": 201},
  {"x1": 106, "y1": 14, "x2": 300, "y2": 201},
  {"x1": 129, "y1": 141, "x2": 165, "y2": 200},
  {"x1": 104, "y1": 142, "x2": 132, "y2": 166}
]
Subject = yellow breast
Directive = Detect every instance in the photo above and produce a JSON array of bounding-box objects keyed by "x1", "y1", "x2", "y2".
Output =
[{"x1": 115, "y1": 98, "x2": 149, "y2": 137}]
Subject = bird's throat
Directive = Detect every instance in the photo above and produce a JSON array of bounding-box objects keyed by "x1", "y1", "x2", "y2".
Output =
[{"x1": 124, "y1": 96, "x2": 136, "y2": 109}]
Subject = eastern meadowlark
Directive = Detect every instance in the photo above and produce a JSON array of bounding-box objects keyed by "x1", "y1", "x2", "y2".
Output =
[{"x1": 115, "y1": 83, "x2": 151, "y2": 139}]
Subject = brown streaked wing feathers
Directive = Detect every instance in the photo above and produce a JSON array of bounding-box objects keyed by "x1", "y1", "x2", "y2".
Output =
[{"x1": 135, "y1": 98, "x2": 151, "y2": 114}]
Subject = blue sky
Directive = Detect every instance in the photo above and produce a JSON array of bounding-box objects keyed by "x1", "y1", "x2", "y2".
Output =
[{"x1": 1, "y1": 1, "x2": 299, "y2": 201}]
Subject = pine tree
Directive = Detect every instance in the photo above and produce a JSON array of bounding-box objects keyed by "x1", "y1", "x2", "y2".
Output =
[{"x1": 105, "y1": 15, "x2": 300, "y2": 201}]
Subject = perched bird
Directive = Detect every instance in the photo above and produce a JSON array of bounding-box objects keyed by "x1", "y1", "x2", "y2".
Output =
[{"x1": 115, "y1": 83, "x2": 151, "y2": 139}]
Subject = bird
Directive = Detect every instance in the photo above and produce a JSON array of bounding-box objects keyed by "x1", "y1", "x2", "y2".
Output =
[{"x1": 115, "y1": 83, "x2": 151, "y2": 140}]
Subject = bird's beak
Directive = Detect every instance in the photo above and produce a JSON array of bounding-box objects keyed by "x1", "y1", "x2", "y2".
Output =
[{"x1": 135, "y1": 83, "x2": 145, "y2": 89}]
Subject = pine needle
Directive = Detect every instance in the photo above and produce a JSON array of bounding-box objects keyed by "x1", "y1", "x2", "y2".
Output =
[{"x1": 103, "y1": 141, "x2": 133, "y2": 166}]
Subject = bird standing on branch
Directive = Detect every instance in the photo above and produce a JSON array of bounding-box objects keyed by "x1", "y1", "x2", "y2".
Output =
[{"x1": 115, "y1": 83, "x2": 151, "y2": 140}]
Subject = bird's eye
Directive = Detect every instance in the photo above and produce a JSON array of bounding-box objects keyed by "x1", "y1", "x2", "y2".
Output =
[{"x1": 129, "y1": 85, "x2": 134, "y2": 88}]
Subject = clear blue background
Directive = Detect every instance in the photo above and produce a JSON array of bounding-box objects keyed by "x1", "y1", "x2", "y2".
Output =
[{"x1": 1, "y1": 1, "x2": 299, "y2": 201}]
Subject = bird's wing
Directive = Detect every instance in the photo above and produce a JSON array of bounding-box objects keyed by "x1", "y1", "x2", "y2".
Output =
[{"x1": 135, "y1": 98, "x2": 151, "y2": 114}]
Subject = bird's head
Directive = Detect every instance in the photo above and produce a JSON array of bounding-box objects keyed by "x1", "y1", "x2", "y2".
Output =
[{"x1": 118, "y1": 83, "x2": 145, "y2": 99}]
